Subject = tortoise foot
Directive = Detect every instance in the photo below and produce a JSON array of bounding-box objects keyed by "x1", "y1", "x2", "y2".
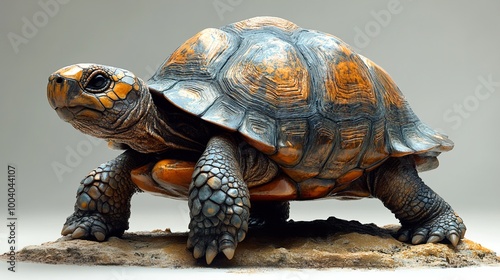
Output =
[
  {"x1": 61, "y1": 211, "x2": 127, "y2": 241},
  {"x1": 396, "y1": 209, "x2": 466, "y2": 247},
  {"x1": 187, "y1": 176, "x2": 250, "y2": 264},
  {"x1": 187, "y1": 221, "x2": 246, "y2": 264}
]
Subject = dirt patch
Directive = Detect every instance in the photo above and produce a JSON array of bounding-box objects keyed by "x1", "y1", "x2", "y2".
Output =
[{"x1": 3, "y1": 217, "x2": 499, "y2": 269}]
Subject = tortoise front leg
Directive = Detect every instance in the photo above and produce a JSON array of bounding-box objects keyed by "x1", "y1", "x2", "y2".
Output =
[
  {"x1": 61, "y1": 150, "x2": 149, "y2": 241},
  {"x1": 187, "y1": 135, "x2": 250, "y2": 264}
]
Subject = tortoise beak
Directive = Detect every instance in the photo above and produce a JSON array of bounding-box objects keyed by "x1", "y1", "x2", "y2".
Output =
[
  {"x1": 47, "y1": 73, "x2": 82, "y2": 121},
  {"x1": 47, "y1": 65, "x2": 106, "y2": 122}
]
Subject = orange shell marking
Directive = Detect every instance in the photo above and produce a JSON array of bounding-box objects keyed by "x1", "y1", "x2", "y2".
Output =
[
  {"x1": 327, "y1": 59, "x2": 376, "y2": 106},
  {"x1": 224, "y1": 37, "x2": 310, "y2": 108},
  {"x1": 162, "y1": 28, "x2": 231, "y2": 79},
  {"x1": 362, "y1": 57, "x2": 405, "y2": 108}
]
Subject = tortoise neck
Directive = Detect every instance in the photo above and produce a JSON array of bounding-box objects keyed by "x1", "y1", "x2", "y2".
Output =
[{"x1": 115, "y1": 89, "x2": 210, "y2": 154}]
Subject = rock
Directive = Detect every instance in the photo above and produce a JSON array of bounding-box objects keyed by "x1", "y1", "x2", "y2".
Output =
[{"x1": 3, "y1": 217, "x2": 499, "y2": 269}]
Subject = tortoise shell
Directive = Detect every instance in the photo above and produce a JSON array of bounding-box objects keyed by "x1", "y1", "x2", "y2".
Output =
[{"x1": 138, "y1": 17, "x2": 453, "y2": 200}]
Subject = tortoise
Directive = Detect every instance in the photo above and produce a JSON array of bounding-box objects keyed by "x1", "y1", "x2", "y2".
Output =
[{"x1": 46, "y1": 16, "x2": 466, "y2": 264}]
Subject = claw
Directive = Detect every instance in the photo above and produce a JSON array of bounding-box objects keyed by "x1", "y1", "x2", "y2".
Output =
[
  {"x1": 237, "y1": 229, "x2": 247, "y2": 242},
  {"x1": 61, "y1": 224, "x2": 75, "y2": 236},
  {"x1": 205, "y1": 243, "x2": 218, "y2": 265},
  {"x1": 459, "y1": 225, "x2": 467, "y2": 239},
  {"x1": 396, "y1": 228, "x2": 410, "y2": 242},
  {"x1": 93, "y1": 231, "x2": 106, "y2": 241},
  {"x1": 397, "y1": 233, "x2": 409, "y2": 242},
  {"x1": 222, "y1": 247, "x2": 235, "y2": 260},
  {"x1": 186, "y1": 237, "x2": 194, "y2": 249},
  {"x1": 193, "y1": 245, "x2": 205, "y2": 259},
  {"x1": 411, "y1": 234, "x2": 426, "y2": 245},
  {"x1": 71, "y1": 227, "x2": 86, "y2": 239},
  {"x1": 205, "y1": 240, "x2": 218, "y2": 264},
  {"x1": 448, "y1": 233, "x2": 460, "y2": 247},
  {"x1": 427, "y1": 235, "x2": 441, "y2": 244}
]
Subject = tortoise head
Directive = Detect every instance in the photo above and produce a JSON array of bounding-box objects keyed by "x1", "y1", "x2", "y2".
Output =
[{"x1": 47, "y1": 64, "x2": 150, "y2": 139}]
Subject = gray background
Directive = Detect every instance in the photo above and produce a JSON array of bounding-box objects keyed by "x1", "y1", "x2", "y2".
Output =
[{"x1": 1, "y1": 0, "x2": 499, "y2": 278}]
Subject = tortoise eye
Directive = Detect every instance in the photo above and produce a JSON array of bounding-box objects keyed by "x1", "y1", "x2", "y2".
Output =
[{"x1": 85, "y1": 72, "x2": 110, "y2": 92}]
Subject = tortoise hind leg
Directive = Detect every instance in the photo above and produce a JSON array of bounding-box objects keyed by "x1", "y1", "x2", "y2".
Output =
[
  {"x1": 369, "y1": 156, "x2": 466, "y2": 246},
  {"x1": 61, "y1": 150, "x2": 149, "y2": 241},
  {"x1": 249, "y1": 201, "x2": 290, "y2": 227}
]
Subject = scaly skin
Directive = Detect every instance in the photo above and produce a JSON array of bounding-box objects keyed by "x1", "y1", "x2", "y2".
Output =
[
  {"x1": 369, "y1": 156, "x2": 466, "y2": 246},
  {"x1": 187, "y1": 135, "x2": 251, "y2": 264},
  {"x1": 61, "y1": 150, "x2": 150, "y2": 241}
]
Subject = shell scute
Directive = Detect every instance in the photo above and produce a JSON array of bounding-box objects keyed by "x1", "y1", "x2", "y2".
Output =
[
  {"x1": 360, "y1": 118, "x2": 389, "y2": 169},
  {"x1": 293, "y1": 116, "x2": 337, "y2": 180},
  {"x1": 318, "y1": 118, "x2": 370, "y2": 180},
  {"x1": 162, "y1": 81, "x2": 220, "y2": 116},
  {"x1": 239, "y1": 111, "x2": 277, "y2": 155},
  {"x1": 269, "y1": 118, "x2": 308, "y2": 167},
  {"x1": 295, "y1": 30, "x2": 380, "y2": 121},
  {"x1": 219, "y1": 33, "x2": 310, "y2": 116},
  {"x1": 154, "y1": 28, "x2": 238, "y2": 80},
  {"x1": 200, "y1": 98, "x2": 245, "y2": 131}
]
